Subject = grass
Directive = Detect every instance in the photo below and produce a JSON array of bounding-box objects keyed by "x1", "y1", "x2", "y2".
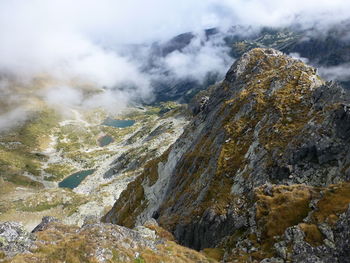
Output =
[
  {"x1": 44, "y1": 163, "x2": 77, "y2": 181},
  {"x1": 299, "y1": 223, "x2": 324, "y2": 247},
  {"x1": 15, "y1": 188, "x2": 89, "y2": 215},
  {"x1": 313, "y1": 182, "x2": 350, "y2": 225},
  {"x1": 255, "y1": 184, "x2": 313, "y2": 239},
  {"x1": 16, "y1": 108, "x2": 60, "y2": 149},
  {"x1": 201, "y1": 248, "x2": 224, "y2": 261},
  {"x1": 0, "y1": 108, "x2": 59, "y2": 184},
  {"x1": 1, "y1": 173, "x2": 43, "y2": 188}
]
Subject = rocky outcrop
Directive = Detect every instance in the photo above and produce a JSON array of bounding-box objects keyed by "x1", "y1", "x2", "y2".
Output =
[
  {"x1": 31, "y1": 216, "x2": 59, "y2": 233},
  {"x1": 1, "y1": 217, "x2": 215, "y2": 262},
  {"x1": 104, "y1": 48, "x2": 350, "y2": 261},
  {"x1": 0, "y1": 222, "x2": 35, "y2": 258}
]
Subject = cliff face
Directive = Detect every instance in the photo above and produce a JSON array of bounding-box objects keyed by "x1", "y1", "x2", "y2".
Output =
[{"x1": 104, "y1": 48, "x2": 350, "y2": 262}]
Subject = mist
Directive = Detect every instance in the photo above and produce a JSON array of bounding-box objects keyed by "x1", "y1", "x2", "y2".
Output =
[
  {"x1": 1, "y1": 0, "x2": 350, "y2": 130},
  {"x1": 319, "y1": 64, "x2": 350, "y2": 82}
]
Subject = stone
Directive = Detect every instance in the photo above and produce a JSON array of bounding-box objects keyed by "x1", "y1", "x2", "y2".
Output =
[
  {"x1": 0, "y1": 221, "x2": 34, "y2": 257},
  {"x1": 32, "y1": 216, "x2": 60, "y2": 233}
]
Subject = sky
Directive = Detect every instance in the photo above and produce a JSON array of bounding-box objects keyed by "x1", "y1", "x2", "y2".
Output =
[
  {"x1": 2, "y1": 0, "x2": 350, "y2": 79},
  {"x1": 0, "y1": 0, "x2": 350, "y2": 130}
]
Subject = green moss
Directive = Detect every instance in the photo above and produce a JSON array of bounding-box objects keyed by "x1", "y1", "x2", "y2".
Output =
[
  {"x1": 15, "y1": 189, "x2": 89, "y2": 215},
  {"x1": 134, "y1": 256, "x2": 145, "y2": 263},
  {"x1": 64, "y1": 149, "x2": 113, "y2": 169},
  {"x1": 0, "y1": 148, "x2": 43, "y2": 177}
]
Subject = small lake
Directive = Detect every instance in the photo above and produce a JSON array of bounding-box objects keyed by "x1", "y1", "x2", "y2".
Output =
[
  {"x1": 58, "y1": 169, "x2": 95, "y2": 189},
  {"x1": 98, "y1": 135, "x2": 114, "y2": 147},
  {"x1": 102, "y1": 118, "x2": 135, "y2": 128}
]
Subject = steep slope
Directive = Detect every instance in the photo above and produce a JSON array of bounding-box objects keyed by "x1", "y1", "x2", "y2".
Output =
[{"x1": 104, "y1": 48, "x2": 350, "y2": 262}]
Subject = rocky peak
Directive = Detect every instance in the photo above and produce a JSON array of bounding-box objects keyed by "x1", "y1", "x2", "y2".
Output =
[{"x1": 104, "y1": 48, "x2": 350, "y2": 261}]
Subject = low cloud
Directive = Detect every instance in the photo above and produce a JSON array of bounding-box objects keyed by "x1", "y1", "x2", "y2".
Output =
[
  {"x1": 318, "y1": 63, "x2": 350, "y2": 82},
  {"x1": 289, "y1": 53, "x2": 309, "y2": 64},
  {"x1": 0, "y1": 0, "x2": 350, "y2": 131},
  {"x1": 161, "y1": 33, "x2": 232, "y2": 82},
  {"x1": 148, "y1": 32, "x2": 232, "y2": 85},
  {"x1": 0, "y1": 107, "x2": 29, "y2": 132}
]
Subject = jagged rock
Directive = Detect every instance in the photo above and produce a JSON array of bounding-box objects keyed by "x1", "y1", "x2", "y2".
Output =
[
  {"x1": 3, "y1": 220, "x2": 213, "y2": 262},
  {"x1": 82, "y1": 215, "x2": 101, "y2": 226},
  {"x1": 0, "y1": 221, "x2": 34, "y2": 257},
  {"x1": 334, "y1": 206, "x2": 350, "y2": 262},
  {"x1": 31, "y1": 216, "x2": 59, "y2": 233}
]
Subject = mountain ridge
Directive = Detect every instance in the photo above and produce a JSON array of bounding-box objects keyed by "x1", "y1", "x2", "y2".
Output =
[{"x1": 104, "y1": 48, "x2": 350, "y2": 262}]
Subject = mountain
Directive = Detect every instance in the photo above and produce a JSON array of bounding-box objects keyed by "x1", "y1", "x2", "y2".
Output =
[
  {"x1": 104, "y1": 48, "x2": 350, "y2": 262},
  {"x1": 2, "y1": 42, "x2": 350, "y2": 262},
  {"x1": 148, "y1": 22, "x2": 350, "y2": 104}
]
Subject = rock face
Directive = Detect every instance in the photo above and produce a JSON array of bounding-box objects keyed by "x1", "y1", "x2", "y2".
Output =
[{"x1": 104, "y1": 48, "x2": 350, "y2": 261}]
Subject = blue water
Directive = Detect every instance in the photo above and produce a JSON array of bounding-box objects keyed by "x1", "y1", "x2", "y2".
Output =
[
  {"x1": 102, "y1": 118, "x2": 135, "y2": 128},
  {"x1": 58, "y1": 169, "x2": 95, "y2": 189},
  {"x1": 99, "y1": 135, "x2": 114, "y2": 147}
]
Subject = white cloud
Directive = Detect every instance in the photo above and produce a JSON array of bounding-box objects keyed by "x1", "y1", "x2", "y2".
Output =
[
  {"x1": 0, "y1": 108, "x2": 29, "y2": 132},
  {"x1": 42, "y1": 86, "x2": 84, "y2": 108},
  {"x1": 0, "y1": 0, "x2": 350, "y2": 131},
  {"x1": 161, "y1": 33, "x2": 232, "y2": 82},
  {"x1": 318, "y1": 63, "x2": 350, "y2": 82},
  {"x1": 289, "y1": 53, "x2": 309, "y2": 64}
]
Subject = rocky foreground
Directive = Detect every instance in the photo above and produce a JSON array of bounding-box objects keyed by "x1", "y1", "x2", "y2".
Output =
[
  {"x1": 0, "y1": 216, "x2": 215, "y2": 262},
  {"x1": 2, "y1": 48, "x2": 350, "y2": 262}
]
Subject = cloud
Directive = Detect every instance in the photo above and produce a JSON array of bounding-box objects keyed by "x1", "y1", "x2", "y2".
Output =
[
  {"x1": 0, "y1": 0, "x2": 350, "y2": 131},
  {"x1": 289, "y1": 53, "x2": 309, "y2": 64},
  {"x1": 0, "y1": 107, "x2": 29, "y2": 132},
  {"x1": 42, "y1": 86, "x2": 84, "y2": 108},
  {"x1": 318, "y1": 63, "x2": 350, "y2": 82},
  {"x1": 215, "y1": 0, "x2": 350, "y2": 30},
  {"x1": 156, "y1": 33, "x2": 232, "y2": 82}
]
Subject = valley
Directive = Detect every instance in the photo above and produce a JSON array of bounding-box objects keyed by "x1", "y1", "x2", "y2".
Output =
[{"x1": 0, "y1": 101, "x2": 189, "y2": 231}]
